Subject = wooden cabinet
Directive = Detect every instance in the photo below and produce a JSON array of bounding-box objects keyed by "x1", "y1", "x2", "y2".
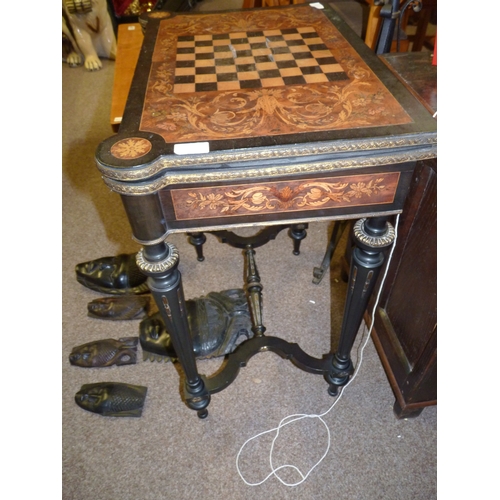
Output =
[
  {"x1": 369, "y1": 157, "x2": 436, "y2": 418},
  {"x1": 368, "y1": 52, "x2": 437, "y2": 418}
]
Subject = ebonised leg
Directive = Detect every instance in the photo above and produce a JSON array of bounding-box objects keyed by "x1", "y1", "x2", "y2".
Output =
[
  {"x1": 187, "y1": 232, "x2": 206, "y2": 262},
  {"x1": 325, "y1": 216, "x2": 395, "y2": 396},
  {"x1": 289, "y1": 223, "x2": 308, "y2": 255},
  {"x1": 312, "y1": 221, "x2": 348, "y2": 285},
  {"x1": 244, "y1": 246, "x2": 266, "y2": 337},
  {"x1": 136, "y1": 241, "x2": 211, "y2": 418}
]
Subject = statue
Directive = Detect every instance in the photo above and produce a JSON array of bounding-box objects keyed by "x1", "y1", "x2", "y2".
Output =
[
  {"x1": 75, "y1": 382, "x2": 147, "y2": 417},
  {"x1": 63, "y1": 14, "x2": 82, "y2": 67},
  {"x1": 62, "y1": 0, "x2": 117, "y2": 71},
  {"x1": 140, "y1": 289, "x2": 254, "y2": 362}
]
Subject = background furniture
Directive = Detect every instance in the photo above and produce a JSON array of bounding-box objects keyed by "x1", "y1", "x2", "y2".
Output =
[
  {"x1": 106, "y1": 0, "x2": 193, "y2": 28},
  {"x1": 110, "y1": 23, "x2": 143, "y2": 130},
  {"x1": 369, "y1": 51, "x2": 436, "y2": 418}
]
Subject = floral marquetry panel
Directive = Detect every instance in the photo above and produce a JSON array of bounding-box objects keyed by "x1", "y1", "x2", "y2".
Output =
[
  {"x1": 169, "y1": 172, "x2": 400, "y2": 221},
  {"x1": 139, "y1": 5, "x2": 412, "y2": 143}
]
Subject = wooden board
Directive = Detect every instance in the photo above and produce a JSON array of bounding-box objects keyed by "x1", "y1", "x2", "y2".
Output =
[{"x1": 110, "y1": 23, "x2": 144, "y2": 131}]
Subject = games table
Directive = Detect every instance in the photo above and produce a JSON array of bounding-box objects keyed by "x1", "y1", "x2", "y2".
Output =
[{"x1": 95, "y1": 3, "x2": 437, "y2": 418}]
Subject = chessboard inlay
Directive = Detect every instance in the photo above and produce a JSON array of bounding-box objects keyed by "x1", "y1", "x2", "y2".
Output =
[{"x1": 173, "y1": 27, "x2": 349, "y2": 93}]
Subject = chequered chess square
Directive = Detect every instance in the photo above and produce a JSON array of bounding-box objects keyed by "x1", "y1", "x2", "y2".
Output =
[{"x1": 173, "y1": 27, "x2": 349, "y2": 93}]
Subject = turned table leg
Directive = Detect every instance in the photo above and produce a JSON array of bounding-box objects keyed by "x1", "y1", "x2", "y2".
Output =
[
  {"x1": 187, "y1": 232, "x2": 206, "y2": 262},
  {"x1": 325, "y1": 216, "x2": 395, "y2": 395},
  {"x1": 289, "y1": 223, "x2": 308, "y2": 255},
  {"x1": 136, "y1": 241, "x2": 211, "y2": 418}
]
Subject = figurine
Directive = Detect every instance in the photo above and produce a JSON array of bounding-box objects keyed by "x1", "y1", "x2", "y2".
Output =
[
  {"x1": 140, "y1": 289, "x2": 253, "y2": 362},
  {"x1": 62, "y1": 15, "x2": 82, "y2": 67},
  {"x1": 75, "y1": 382, "x2": 147, "y2": 417},
  {"x1": 69, "y1": 337, "x2": 139, "y2": 367},
  {"x1": 62, "y1": 0, "x2": 117, "y2": 71},
  {"x1": 75, "y1": 253, "x2": 149, "y2": 295},
  {"x1": 87, "y1": 296, "x2": 151, "y2": 320}
]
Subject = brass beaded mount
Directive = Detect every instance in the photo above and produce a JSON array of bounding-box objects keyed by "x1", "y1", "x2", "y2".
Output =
[
  {"x1": 136, "y1": 242, "x2": 179, "y2": 274},
  {"x1": 353, "y1": 218, "x2": 395, "y2": 249}
]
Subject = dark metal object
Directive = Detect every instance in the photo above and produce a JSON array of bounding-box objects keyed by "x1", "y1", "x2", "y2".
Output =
[
  {"x1": 312, "y1": 221, "x2": 349, "y2": 285},
  {"x1": 75, "y1": 253, "x2": 148, "y2": 294},
  {"x1": 140, "y1": 289, "x2": 253, "y2": 362},
  {"x1": 87, "y1": 296, "x2": 150, "y2": 320},
  {"x1": 69, "y1": 337, "x2": 139, "y2": 367},
  {"x1": 376, "y1": 0, "x2": 422, "y2": 54},
  {"x1": 75, "y1": 382, "x2": 147, "y2": 417}
]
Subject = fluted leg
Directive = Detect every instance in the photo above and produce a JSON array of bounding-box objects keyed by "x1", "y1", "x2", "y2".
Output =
[
  {"x1": 325, "y1": 217, "x2": 395, "y2": 395},
  {"x1": 136, "y1": 241, "x2": 211, "y2": 418}
]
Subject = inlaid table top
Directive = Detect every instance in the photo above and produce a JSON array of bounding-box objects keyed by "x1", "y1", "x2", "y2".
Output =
[{"x1": 96, "y1": 3, "x2": 436, "y2": 229}]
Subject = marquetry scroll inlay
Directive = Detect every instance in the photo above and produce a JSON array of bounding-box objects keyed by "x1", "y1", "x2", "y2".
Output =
[
  {"x1": 139, "y1": 6, "x2": 412, "y2": 143},
  {"x1": 170, "y1": 172, "x2": 399, "y2": 220}
]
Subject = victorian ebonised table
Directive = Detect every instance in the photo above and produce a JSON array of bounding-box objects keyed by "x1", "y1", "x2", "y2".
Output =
[{"x1": 95, "y1": 3, "x2": 437, "y2": 418}]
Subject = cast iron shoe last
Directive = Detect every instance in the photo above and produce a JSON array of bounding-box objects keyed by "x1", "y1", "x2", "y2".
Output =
[
  {"x1": 75, "y1": 253, "x2": 149, "y2": 295},
  {"x1": 87, "y1": 296, "x2": 151, "y2": 320},
  {"x1": 75, "y1": 382, "x2": 147, "y2": 417}
]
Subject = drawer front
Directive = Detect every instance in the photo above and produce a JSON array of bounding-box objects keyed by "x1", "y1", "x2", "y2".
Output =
[{"x1": 169, "y1": 171, "x2": 400, "y2": 221}]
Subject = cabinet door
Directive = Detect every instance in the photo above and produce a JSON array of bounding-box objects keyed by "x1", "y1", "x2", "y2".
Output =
[{"x1": 371, "y1": 158, "x2": 437, "y2": 418}]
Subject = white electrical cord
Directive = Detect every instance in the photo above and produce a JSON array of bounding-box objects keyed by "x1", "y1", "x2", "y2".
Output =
[{"x1": 236, "y1": 214, "x2": 401, "y2": 486}]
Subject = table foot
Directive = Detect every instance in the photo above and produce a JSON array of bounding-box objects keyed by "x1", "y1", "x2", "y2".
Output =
[
  {"x1": 184, "y1": 376, "x2": 211, "y2": 417},
  {"x1": 197, "y1": 409, "x2": 209, "y2": 419},
  {"x1": 325, "y1": 354, "x2": 353, "y2": 395}
]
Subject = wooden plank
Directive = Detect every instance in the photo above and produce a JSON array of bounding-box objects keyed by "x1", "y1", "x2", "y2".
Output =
[{"x1": 110, "y1": 23, "x2": 144, "y2": 131}]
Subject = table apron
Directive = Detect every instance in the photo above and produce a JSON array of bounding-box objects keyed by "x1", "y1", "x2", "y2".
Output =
[{"x1": 120, "y1": 161, "x2": 414, "y2": 244}]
